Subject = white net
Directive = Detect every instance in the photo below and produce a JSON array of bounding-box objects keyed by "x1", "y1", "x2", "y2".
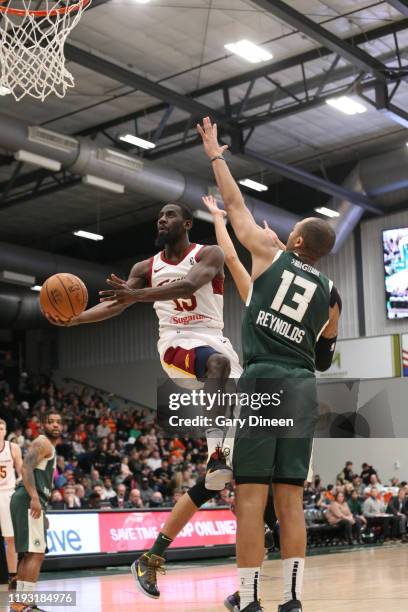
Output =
[{"x1": 0, "y1": 0, "x2": 91, "y2": 101}]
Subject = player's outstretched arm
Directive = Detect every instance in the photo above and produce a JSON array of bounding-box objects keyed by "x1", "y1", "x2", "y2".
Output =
[
  {"x1": 22, "y1": 436, "x2": 54, "y2": 518},
  {"x1": 202, "y1": 195, "x2": 251, "y2": 302},
  {"x1": 197, "y1": 117, "x2": 280, "y2": 261},
  {"x1": 100, "y1": 246, "x2": 224, "y2": 305},
  {"x1": 47, "y1": 259, "x2": 150, "y2": 327}
]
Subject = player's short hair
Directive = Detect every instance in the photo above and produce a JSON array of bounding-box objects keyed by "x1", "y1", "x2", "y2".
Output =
[
  {"x1": 165, "y1": 201, "x2": 193, "y2": 221},
  {"x1": 299, "y1": 218, "x2": 336, "y2": 259},
  {"x1": 41, "y1": 409, "x2": 61, "y2": 424},
  {"x1": 0, "y1": 418, "x2": 6, "y2": 428}
]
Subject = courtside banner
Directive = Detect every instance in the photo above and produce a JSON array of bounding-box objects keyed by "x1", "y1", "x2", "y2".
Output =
[
  {"x1": 99, "y1": 509, "x2": 237, "y2": 552},
  {"x1": 46, "y1": 513, "x2": 100, "y2": 556}
]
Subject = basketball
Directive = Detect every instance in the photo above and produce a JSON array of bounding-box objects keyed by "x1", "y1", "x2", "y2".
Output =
[{"x1": 40, "y1": 273, "x2": 88, "y2": 322}]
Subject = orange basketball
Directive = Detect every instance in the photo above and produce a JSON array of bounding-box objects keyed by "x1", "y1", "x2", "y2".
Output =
[{"x1": 40, "y1": 273, "x2": 88, "y2": 322}]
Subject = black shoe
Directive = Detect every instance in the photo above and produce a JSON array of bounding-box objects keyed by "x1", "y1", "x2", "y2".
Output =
[
  {"x1": 278, "y1": 600, "x2": 302, "y2": 611},
  {"x1": 241, "y1": 602, "x2": 263, "y2": 612},
  {"x1": 205, "y1": 446, "x2": 233, "y2": 490},
  {"x1": 224, "y1": 591, "x2": 240, "y2": 611},
  {"x1": 131, "y1": 552, "x2": 165, "y2": 599},
  {"x1": 8, "y1": 575, "x2": 17, "y2": 591}
]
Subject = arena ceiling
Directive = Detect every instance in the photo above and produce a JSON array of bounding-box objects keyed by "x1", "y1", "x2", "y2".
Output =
[{"x1": 1, "y1": 0, "x2": 408, "y2": 262}]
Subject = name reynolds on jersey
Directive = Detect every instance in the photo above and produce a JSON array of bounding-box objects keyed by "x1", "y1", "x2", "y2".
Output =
[{"x1": 256, "y1": 310, "x2": 305, "y2": 344}]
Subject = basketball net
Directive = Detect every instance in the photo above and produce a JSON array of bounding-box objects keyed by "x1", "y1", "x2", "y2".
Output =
[{"x1": 0, "y1": 0, "x2": 91, "y2": 101}]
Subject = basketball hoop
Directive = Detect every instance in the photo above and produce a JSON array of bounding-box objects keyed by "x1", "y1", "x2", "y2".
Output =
[{"x1": 0, "y1": 0, "x2": 92, "y2": 101}]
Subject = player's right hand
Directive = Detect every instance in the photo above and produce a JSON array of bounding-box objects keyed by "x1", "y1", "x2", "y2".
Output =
[
  {"x1": 30, "y1": 497, "x2": 42, "y2": 519},
  {"x1": 45, "y1": 313, "x2": 78, "y2": 327}
]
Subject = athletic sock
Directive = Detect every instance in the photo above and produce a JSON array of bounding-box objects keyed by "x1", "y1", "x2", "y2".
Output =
[
  {"x1": 205, "y1": 428, "x2": 224, "y2": 462},
  {"x1": 283, "y1": 557, "x2": 304, "y2": 603},
  {"x1": 238, "y1": 567, "x2": 261, "y2": 609},
  {"x1": 16, "y1": 581, "x2": 24, "y2": 592},
  {"x1": 22, "y1": 581, "x2": 36, "y2": 591},
  {"x1": 147, "y1": 532, "x2": 173, "y2": 558}
]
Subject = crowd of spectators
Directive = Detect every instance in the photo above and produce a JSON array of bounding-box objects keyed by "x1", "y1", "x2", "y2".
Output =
[
  {"x1": 1, "y1": 361, "x2": 408, "y2": 547},
  {"x1": 303, "y1": 461, "x2": 408, "y2": 544}
]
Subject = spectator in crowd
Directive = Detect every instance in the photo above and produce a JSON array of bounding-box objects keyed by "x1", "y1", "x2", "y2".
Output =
[
  {"x1": 361, "y1": 463, "x2": 377, "y2": 486},
  {"x1": 316, "y1": 484, "x2": 335, "y2": 509},
  {"x1": 63, "y1": 486, "x2": 81, "y2": 509},
  {"x1": 352, "y1": 474, "x2": 364, "y2": 496},
  {"x1": 363, "y1": 487, "x2": 392, "y2": 539},
  {"x1": 86, "y1": 492, "x2": 101, "y2": 509},
  {"x1": 337, "y1": 461, "x2": 354, "y2": 483},
  {"x1": 347, "y1": 489, "x2": 367, "y2": 530},
  {"x1": 364, "y1": 473, "x2": 384, "y2": 496},
  {"x1": 326, "y1": 491, "x2": 361, "y2": 544},
  {"x1": 146, "y1": 450, "x2": 162, "y2": 471},
  {"x1": 49, "y1": 490, "x2": 65, "y2": 510},
  {"x1": 103, "y1": 476, "x2": 118, "y2": 505},
  {"x1": 140, "y1": 477, "x2": 154, "y2": 504},
  {"x1": 126, "y1": 488, "x2": 144, "y2": 509},
  {"x1": 116, "y1": 483, "x2": 128, "y2": 508},
  {"x1": 149, "y1": 491, "x2": 164, "y2": 508},
  {"x1": 387, "y1": 487, "x2": 408, "y2": 541}
]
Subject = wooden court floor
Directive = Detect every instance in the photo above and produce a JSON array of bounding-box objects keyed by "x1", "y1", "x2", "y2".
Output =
[{"x1": 4, "y1": 545, "x2": 407, "y2": 612}]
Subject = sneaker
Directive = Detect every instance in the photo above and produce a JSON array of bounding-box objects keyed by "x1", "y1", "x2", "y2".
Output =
[
  {"x1": 278, "y1": 600, "x2": 302, "y2": 611},
  {"x1": 241, "y1": 602, "x2": 263, "y2": 611},
  {"x1": 224, "y1": 591, "x2": 240, "y2": 612},
  {"x1": 205, "y1": 446, "x2": 233, "y2": 491},
  {"x1": 131, "y1": 553, "x2": 165, "y2": 599},
  {"x1": 8, "y1": 575, "x2": 17, "y2": 591}
]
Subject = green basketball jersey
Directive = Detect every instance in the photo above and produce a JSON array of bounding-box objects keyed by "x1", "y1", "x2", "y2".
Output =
[
  {"x1": 242, "y1": 250, "x2": 333, "y2": 372},
  {"x1": 16, "y1": 436, "x2": 56, "y2": 507}
]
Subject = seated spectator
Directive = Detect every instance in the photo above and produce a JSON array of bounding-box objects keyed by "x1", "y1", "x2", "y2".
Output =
[
  {"x1": 74, "y1": 484, "x2": 86, "y2": 507},
  {"x1": 364, "y1": 473, "x2": 384, "y2": 496},
  {"x1": 326, "y1": 491, "x2": 361, "y2": 544},
  {"x1": 303, "y1": 481, "x2": 316, "y2": 508},
  {"x1": 360, "y1": 463, "x2": 377, "y2": 487},
  {"x1": 49, "y1": 489, "x2": 65, "y2": 510},
  {"x1": 116, "y1": 483, "x2": 128, "y2": 508},
  {"x1": 387, "y1": 487, "x2": 408, "y2": 542},
  {"x1": 63, "y1": 486, "x2": 81, "y2": 509},
  {"x1": 363, "y1": 486, "x2": 392, "y2": 539},
  {"x1": 86, "y1": 492, "x2": 101, "y2": 509},
  {"x1": 347, "y1": 489, "x2": 367, "y2": 530},
  {"x1": 146, "y1": 450, "x2": 162, "y2": 471},
  {"x1": 316, "y1": 485, "x2": 334, "y2": 509},
  {"x1": 126, "y1": 488, "x2": 144, "y2": 508},
  {"x1": 140, "y1": 477, "x2": 154, "y2": 504},
  {"x1": 352, "y1": 474, "x2": 364, "y2": 496},
  {"x1": 149, "y1": 491, "x2": 164, "y2": 508}
]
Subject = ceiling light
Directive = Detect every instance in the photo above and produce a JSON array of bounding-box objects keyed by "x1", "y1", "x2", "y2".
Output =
[
  {"x1": 73, "y1": 230, "x2": 104, "y2": 241},
  {"x1": 239, "y1": 178, "x2": 268, "y2": 192},
  {"x1": 314, "y1": 206, "x2": 340, "y2": 218},
  {"x1": 0, "y1": 270, "x2": 36, "y2": 287},
  {"x1": 31, "y1": 285, "x2": 42, "y2": 292},
  {"x1": 28, "y1": 126, "x2": 78, "y2": 153},
  {"x1": 14, "y1": 150, "x2": 61, "y2": 172},
  {"x1": 119, "y1": 134, "x2": 156, "y2": 150},
  {"x1": 0, "y1": 86, "x2": 11, "y2": 96},
  {"x1": 224, "y1": 40, "x2": 273, "y2": 64},
  {"x1": 82, "y1": 174, "x2": 125, "y2": 194},
  {"x1": 97, "y1": 148, "x2": 144, "y2": 172},
  {"x1": 136, "y1": 0, "x2": 151, "y2": 3},
  {"x1": 326, "y1": 96, "x2": 367, "y2": 116}
]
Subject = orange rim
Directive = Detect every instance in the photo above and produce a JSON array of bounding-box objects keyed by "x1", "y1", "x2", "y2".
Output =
[{"x1": 0, "y1": 0, "x2": 90, "y2": 17}]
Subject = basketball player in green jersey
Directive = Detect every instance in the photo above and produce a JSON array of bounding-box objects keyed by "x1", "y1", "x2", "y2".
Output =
[
  {"x1": 9, "y1": 410, "x2": 62, "y2": 612},
  {"x1": 198, "y1": 117, "x2": 341, "y2": 612}
]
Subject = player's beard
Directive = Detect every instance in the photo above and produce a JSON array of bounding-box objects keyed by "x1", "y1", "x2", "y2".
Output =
[{"x1": 155, "y1": 232, "x2": 168, "y2": 249}]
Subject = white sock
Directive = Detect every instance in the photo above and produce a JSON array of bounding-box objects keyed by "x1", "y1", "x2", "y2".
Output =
[
  {"x1": 16, "y1": 581, "x2": 24, "y2": 591},
  {"x1": 22, "y1": 581, "x2": 36, "y2": 591},
  {"x1": 283, "y1": 558, "x2": 304, "y2": 603},
  {"x1": 238, "y1": 567, "x2": 261, "y2": 609},
  {"x1": 205, "y1": 428, "x2": 223, "y2": 462}
]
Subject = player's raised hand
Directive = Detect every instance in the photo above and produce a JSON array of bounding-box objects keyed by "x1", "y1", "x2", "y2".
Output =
[
  {"x1": 99, "y1": 273, "x2": 139, "y2": 306},
  {"x1": 202, "y1": 195, "x2": 227, "y2": 219},
  {"x1": 197, "y1": 116, "x2": 229, "y2": 159}
]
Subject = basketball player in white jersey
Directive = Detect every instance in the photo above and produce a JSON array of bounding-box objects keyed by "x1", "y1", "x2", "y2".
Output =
[
  {"x1": 0, "y1": 418, "x2": 22, "y2": 590},
  {"x1": 46, "y1": 201, "x2": 242, "y2": 598}
]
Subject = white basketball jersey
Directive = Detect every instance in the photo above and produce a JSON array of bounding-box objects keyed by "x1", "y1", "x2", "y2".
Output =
[
  {"x1": 0, "y1": 441, "x2": 16, "y2": 491},
  {"x1": 149, "y1": 243, "x2": 224, "y2": 335}
]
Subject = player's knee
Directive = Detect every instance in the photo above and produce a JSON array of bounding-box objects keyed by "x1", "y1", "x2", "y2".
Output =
[
  {"x1": 187, "y1": 477, "x2": 218, "y2": 507},
  {"x1": 205, "y1": 353, "x2": 231, "y2": 377}
]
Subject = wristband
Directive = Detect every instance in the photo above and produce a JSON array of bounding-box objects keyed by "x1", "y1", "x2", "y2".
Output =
[{"x1": 210, "y1": 155, "x2": 225, "y2": 163}]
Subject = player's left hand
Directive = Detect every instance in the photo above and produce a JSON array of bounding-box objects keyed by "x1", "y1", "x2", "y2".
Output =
[
  {"x1": 99, "y1": 274, "x2": 140, "y2": 306},
  {"x1": 197, "y1": 116, "x2": 229, "y2": 159}
]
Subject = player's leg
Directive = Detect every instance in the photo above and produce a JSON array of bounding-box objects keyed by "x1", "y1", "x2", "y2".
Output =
[
  {"x1": 132, "y1": 477, "x2": 217, "y2": 598},
  {"x1": 0, "y1": 491, "x2": 18, "y2": 589},
  {"x1": 4, "y1": 537, "x2": 17, "y2": 587},
  {"x1": 272, "y1": 437, "x2": 313, "y2": 612}
]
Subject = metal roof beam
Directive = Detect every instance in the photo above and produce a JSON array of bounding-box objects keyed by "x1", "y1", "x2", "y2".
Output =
[
  {"x1": 243, "y1": 148, "x2": 381, "y2": 215},
  {"x1": 251, "y1": 0, "x2": 387, "y2": 80},
  {"x1": 387, "y1": 1, "x2": 408, "y2": 17}
]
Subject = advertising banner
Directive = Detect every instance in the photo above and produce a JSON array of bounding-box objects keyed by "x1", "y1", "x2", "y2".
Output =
[
  {"x1": 46, "y1": 509, "x2": 236, "y2": 556},
  {"x1": 98, "y1": 509, "x2": 237, "y2": 553}
]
